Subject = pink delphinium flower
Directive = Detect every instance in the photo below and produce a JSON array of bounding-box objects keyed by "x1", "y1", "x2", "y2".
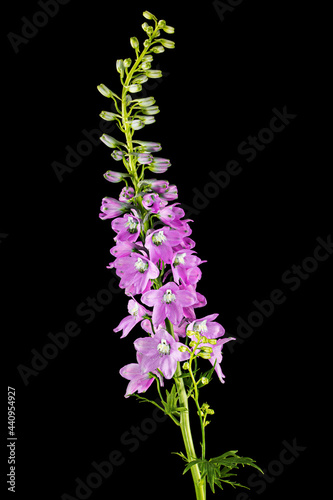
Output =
[
  {"x1": 113, "y1": 299, "x2": 151, "y2": 338},
  {"x1": 134, "y1": 329, "x2": 190, "y2": 379},
  {"x1": 141, "y1": 281, "x2": 197, "y2": 326},
  {"x1": 171, "y1": 249, "x2": 206, "y2": 285},
  {"x1": 145, "y1": 226, "x2": 183, "y2": 264},
  {"x1": 99, "y1": 197, "x2": 130, "y2": 220},
  {"x1": 119, "y1": 352, "x2": 164, "y2": 398},
  {"x1": 114, "y1": 252, "x2": 159, "y2": 296},
  {"x1": 187, "y1": 313, "x2": 225, "y2": 339},
  {"x1": 111, "y1": 211, "x2": 141, "y2": 242}
]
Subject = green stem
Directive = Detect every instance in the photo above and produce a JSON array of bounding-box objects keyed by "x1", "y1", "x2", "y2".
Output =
[
  {"x1": 175, "y1": 363, "x2": 206, "y2": 500},
  {"x1": 164, "y1": 319, "x2": 206, "y2": 500},
  {"x1": 188, "y1": 351, "x2": 206, "y2": 461}
]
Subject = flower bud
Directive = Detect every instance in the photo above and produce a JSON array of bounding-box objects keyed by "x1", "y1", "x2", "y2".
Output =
[
  {"x1": 161, "y1": 184, "x2": 178, "y2": 201},
  {"x1": 116, "y1": 59, "x2": 125, "y2": 77},
  {"x1": 142, "y1": 22, "x2": 150, "y2": 32},
  {"x1": 142, "y1": 54, "x2": 153, "y2": 62},
  {"x1": 141, "y1": 106, "x2": 160, "y2": 115},
  {"x1": 146, "y1": 69, "x2": 163, "y2": 79},
  {"x1": 130, "y1": 119, "x2": 145, "y2": 130},
  {"x1": 148, "y1": 157, "x2": 171, "y2": 173},
  {"x1": 111, "y1": 150, "x2": 124, "y2": 161},
  {"x1": 178, "y1": 345, "x2": 190, "y2": 353},
  {"x1": 142, "y1": 11, "x2": 155, "y2": 20},
  {"x1": 137, "y1": 153, "x2": 153, "y2": 165},
  {"x1": 150, "y1": 45, "x2": 165, "y2": 54},
  {"x1": 200, "y1": 346, "x2": 213, "y2": 353},
  {"x1": 198, "y1": 352, "x2": 212, "y2": 359},
  {"x1": 134, "y1": 140, "x2": 162, "y2": 152},
  {"x1": 100, "y1": 134, "x2": 121, "y2": 148},
  {"x1": 134, "y1": 97, "x2": 156, "y2": 107},
  {"x1": 158, "y1": 38, "x2": 175, "y2": 49},
  {"x1": 97, "y1": 84, "x2": 113, "y2": 98},
  {"x1": 141, "y1": 61, "x2": 151, "y2": 70},
  {"x1": 132, "y1": 74, "x2": 149, "y2": 85},
  {"x1": 128, "y1": 84, "x2": 142, "y2": 93},
  {"x1": 137, "y1": 115, "x2": 156, "y2": 125},
  {"x1": 124, "y1": 58, "x2": 132, "y2": 68},
  {"x1": 99, "y1": 111, "x2": 118, "y2": 121},
  {"x1": 130, "y1": 37, "x2": 139, "y2": 49},
  {"x1": 207, "y1": 338, "x2": 217, "y2": 345},
  {"x1": 163, "y1": 25, "x2": 175, "y2": 34},
  {"x1": 182, "y1": 362, "x2": 189, "y2": 371},
  {"x1": 158, "y1": 20, "x2": 166, "y2": 28},
  {"x1": 103, "y1": 170, "x2": 123, "y2": 183},
  {"x1": 201, "y1": 377, "x2": 209, "y2": 385}
]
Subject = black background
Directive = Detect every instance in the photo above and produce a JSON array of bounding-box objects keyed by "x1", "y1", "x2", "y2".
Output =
[{"x1": 2, "y1": 1, "x2": 330, "y2": 499}]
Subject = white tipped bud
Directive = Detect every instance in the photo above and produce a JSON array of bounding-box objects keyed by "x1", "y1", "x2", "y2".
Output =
[
  {"x1": 142, "y1": 11, "x2": 155, "y2": 20},
  {"x1": 132, "y1": 74, "x2": 149, "y2": 84},
  {"x1": 124, "y1": 58, "x2": 132, "y2": 68},
  {"x1": 99, "y1": 111, "x2": 118, "y2": 121},
  {"x1": 116, "y1": 59, "x2": 125, "y2": 77},
  {"x1": 150, "y1": 45, "x2": 165, "y2": 54},
  {"x1": 128, "y1": 84, "x2": 142, "y2": 93},
  {"x1": 201, "y1": 377, "x2": 209, "y2": 386},
  {"x1": 142, "y1": 54, "x2": 153, "y2": 62},
  {"x1": 97, "y1": 84, "x2": 113, "y2": 98},
  {"x1": 146, "y1": 69, "x2": 163, "y2": 79},
  {"x1": 130, "y1": 37, "x2": 139, "y2": 49},
  {"x1": 163, "y1": 25, "x2": 175, "y2": 34},
  {"x1": 159, "y1": 38, "x2": 175, "y2": 49}
]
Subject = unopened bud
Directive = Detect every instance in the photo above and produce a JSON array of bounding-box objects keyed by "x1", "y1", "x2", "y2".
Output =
[
  {"x1": 198, "y1": 352, "x2": 212, "y2": 359},
  {"x1": 142, "y1": 10, "x2": 155, "y2": 20},
  {"x1": 130, "y1": 37, "x2": 139, "y2": 49},
  {"x1": 141, "y1": 106, "x2": 160, "y2": 115},
  {"x1": 124, "y1": 58, "x2": 132, "y2": 68},
  {"x1": 201, "y1": 377, "x2": 209, "y2": 385},
  {"x1": 146, "y1": 69, "x2": 163, "y2": 79},
  {"x1": 158, "y1": 20, "x2": 166, "y2": 28},
  {"x1": 151, "y1": 45, "x2": 165, "y2": 54},
  {"x1": 97, "y1": 84, "x2": 113, "y2": 98},
  {"x1": 142, "y1": 54, "x2": 153, "y2": 62},
  {"x1": 128, "y1": 84, "x2": 142, "y2": 93},
  {"x1": 132, "y1": 74, "x2": 149, "y2": 84},
  {"x1": 99, "y1": 111, "x2": 118, "y2": 121},
  {"x1": 178, "y1": 345, "x2": 190, "y2": 353},
  {"x1": 207, "y1": 339, "x2": 217, "y2": 345},
  {"x1": 158, "y1": 38, "x2": 175, "y2": 49},
  {"x1": 200, "y1": 346, "x2": 213, "y2": 353},
  {"x1": 163, "y1": 25, "x2": 175, "y2": 34},
  {"x1": 116, "y1": 59, "x2": 125, "y2": 77},
  {"x1": 100, "y1": 134, "x2": 121, "y2": 148}
]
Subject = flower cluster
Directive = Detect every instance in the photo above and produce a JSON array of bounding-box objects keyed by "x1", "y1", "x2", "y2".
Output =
[{"x1": 98, "y1": 11, "x2": 233, "y2": 398}]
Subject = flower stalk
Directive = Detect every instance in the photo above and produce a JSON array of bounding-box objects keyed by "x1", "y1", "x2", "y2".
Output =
[{"x1": 97, "y1": 10, "x2": 263, "y2": 499}]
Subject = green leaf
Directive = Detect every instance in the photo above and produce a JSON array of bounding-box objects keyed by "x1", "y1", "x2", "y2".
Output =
[
  {"x1": 163, "y1": 384, "x2": 187, "y2": 417},
  {"x1": 181, "y1": 451, "x2": 263, "y2": 494}
]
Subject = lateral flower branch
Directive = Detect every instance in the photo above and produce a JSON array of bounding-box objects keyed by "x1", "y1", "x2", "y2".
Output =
[{"x1": 97, "y1": 10, "x2": 262, "y2": 499}]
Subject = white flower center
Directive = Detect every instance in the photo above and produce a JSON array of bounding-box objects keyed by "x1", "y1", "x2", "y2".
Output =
[
  {"x1": 157, "y1": 338, "x2": 170, "y2": 355},
  {"x1": 163, "y1": 289, "x2": 176, "y2": 304},
  {"x1": 130, "y1": 302, "x2": 139, "y2": 316},
  {"x1": 194, "y1": 320, "x2": 208, "y2": 333},
  {"x1": 126, "y1": 216, "x2": 138, "y2": 233},
  {"x1": 174, "y1": 252, "x2": 186, "y2": 266},
  {"x1": 152, "y1": 230, "x2": 166, "y2": 246},
  {"x1": 134, "y1": 257, "x2": 148, "y2": 273}
]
